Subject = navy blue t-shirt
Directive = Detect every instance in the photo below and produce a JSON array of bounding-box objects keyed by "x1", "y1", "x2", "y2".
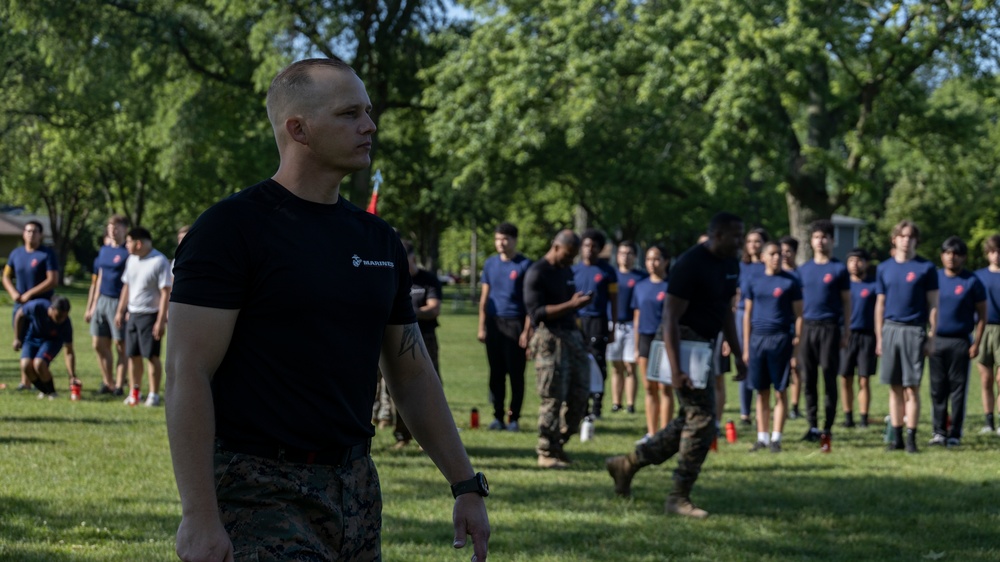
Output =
[
  {"x1": 667, "y1": 244, "x2": 740, "y2": 341},
  {"x1": 6, "y1": 245, "x2": 59, "y2": 299},
  {"x1": 936, "y1": 269, "x2": 985, "y2": 337},
  {"x1": 975, "y1": 268, "x2": 1000, "y2": 324},
  {"x1": 23, "y1": 299, "x2": 73, "y2": 345},
  {"x1": 524, "y1": 259, "x2": 577, "y2": 330},
  {"x1": 798, "y1": 259, "x2": 850, "y2": 321},
  {"x1": 737, "y1": 262, "x2": 764, "y2": 312},
  {"x1": 876, "y1": 256, "x2": 939, "y2": 324},
  {"x1": 572, "y1": 260, "x2": 617, "y2": 319},
  {"x1": 171, "y1": 180, "x2": 415, "y2": 451},
  {"x1": 849, "y1": 277, "x2": 877, "y2": 332},
  {"x1": 613, "y1": 268, "x2": 647, "y2": 322},
  {"x1": 631, "y1": 278, "x2": 668, "y2": 335},
  {"x1": 94, "y1": 245, "x2": 129, "y2": 297},
  {"x1": 745, "y1": 270, "x2": 802, "y2": 335},
  {"x1": 480, "y1": 254, "x2": 531, "y2": 318}
]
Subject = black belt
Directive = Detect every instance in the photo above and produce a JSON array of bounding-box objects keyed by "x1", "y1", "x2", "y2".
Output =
[{"x1": 216, "y1": 437, "x2": 371, "y2": 466}]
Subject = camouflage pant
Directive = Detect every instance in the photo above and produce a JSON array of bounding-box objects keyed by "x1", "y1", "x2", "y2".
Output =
[
  {"x1": 531, "y1": 325, "x2": 589, "y2": 458},
  {"x1": 214, "y1": 449, "x2": 382, "y2": 561},
  {"x1": 635, "y1": 383, "x2": 717, "y2": 487}
]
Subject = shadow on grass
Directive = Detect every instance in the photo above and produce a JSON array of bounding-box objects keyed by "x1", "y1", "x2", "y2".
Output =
[
  {"x1": 0, "y1": 436, "x2": 58, "y2": 445},
  {"x1": 0, "y1": 495, "x2": 178, "y2": 546},
  {"x1": 385, "y1": 458, "x2": 1000, "y2": 562},
  {"x1": 0, "y1": 415, "x2": 138, "y2": 425}
]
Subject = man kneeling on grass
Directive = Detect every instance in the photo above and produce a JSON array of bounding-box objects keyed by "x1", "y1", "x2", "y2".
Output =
[{"x1": 13, "y1": 295, "x2": 77, "y2": 399}]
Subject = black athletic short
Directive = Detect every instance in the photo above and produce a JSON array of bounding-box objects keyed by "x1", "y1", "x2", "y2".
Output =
[{"x1": 839, "y1": 330, "x2": 877, "y2": 377}]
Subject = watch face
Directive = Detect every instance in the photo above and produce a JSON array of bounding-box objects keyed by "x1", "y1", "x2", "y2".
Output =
[{"x1": 477, "y1": 473, "x2": 489, "y2": 495}]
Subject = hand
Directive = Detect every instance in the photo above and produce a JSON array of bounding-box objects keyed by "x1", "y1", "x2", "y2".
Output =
[
  {"x1": 570, "y1": 291, "x2": 593, "y2": 309},
  {"x1": 721, "y1": 340, "x2": 731, "y2": 357},
  {"x1": 154, "y1": 320, "x2": 166, "y2": 341},
  {"x1": 175, "y1": 512, "x2": 233, "y2": 562},
  {"x1": 733, "y1": 360, "x2": 748, "y2": 382},
  {"x1": 12, "y1": 338, "x2": 21, "y2": 352},
  {"x1": 924, "y1": 337, "x2": 934, "y2": 358},
  {"x1": 672, "y1": 371, "x2": 692, "y2": 390},
  {"x1": 518, "y1": 331, "x2": 530, "y2": 349},
  {"x1": 970, "y1": 343, "x2": 979, "y2": 359},
  {"x1": 741, "y1": 351, "x2": 749, "y2": 366},
  {"x1": 840, "y1": 334, "x2": 849, "y2": 349},
  {"x1": 115, "y1": 312, "x2": 124, "y2": 329},
  {"x1": 875, "y1": 340, "x2": 882, "y2": 357},
  {"x1": 84, "y1": 310, "x2": 94, "y2": 323},
  {"x1": 477, "y1": 327, "x2": 486, "y2": 344},
  {"x1": 453, "y1": 494, "x2": 490, "y2": 562},
  {"x1": 16, "y1": 293, "x2": 28, "y2": 304}
]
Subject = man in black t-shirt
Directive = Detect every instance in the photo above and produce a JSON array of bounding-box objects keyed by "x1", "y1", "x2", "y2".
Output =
[
  {"x1": 165, "y1": 58, "x2": 489, "y2": 562},
  {"x1": 524, "y1": 230, "x2": 594, "y2": 469},
  {"x1": 606, "y1": 212, "x2": 747, "y2": 518},
  {"x1": 393, "y1": 239, "x2": 444, "y2": 449}
]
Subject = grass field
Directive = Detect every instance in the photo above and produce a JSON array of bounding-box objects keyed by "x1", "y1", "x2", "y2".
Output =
[{"x1": 2, "y1": 286, "x2": 1000, "y2": 561}]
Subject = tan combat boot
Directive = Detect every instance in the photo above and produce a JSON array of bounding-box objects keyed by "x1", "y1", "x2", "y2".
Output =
[
  {"x1": 665, "y1": 483, "x2": 709, "y2": 519},
  {"x1": 537, "y1": 455, "x2": 570, "y2": 469},
  {"x1": 605, "y1": 453, "x2": 640, "y2": 497}
]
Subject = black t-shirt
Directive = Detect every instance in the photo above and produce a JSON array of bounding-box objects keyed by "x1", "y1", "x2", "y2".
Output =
[
  {"x1": 666, "y1": 243, "x2": 740, "y2": 340},
  {"x1": 410, "y1": 268, "x2": 442, "y2": 334},
  {"x1": 171, "y1": 179, "x2": 416, "y2": 450},
  {"x1": 523, "y1": 258, "x2": 577, "y2": 330}
]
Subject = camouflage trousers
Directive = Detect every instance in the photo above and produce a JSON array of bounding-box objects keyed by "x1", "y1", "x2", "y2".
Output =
[
  {"x1": 531, "y1": 325, "x2": 590, "y2": 458},
  {"x1": 635, "y1": 383, "x2": 717, "y2": 487},
  {"x1": 214, "y1": 448, "x2": 381, "y2": 561}
]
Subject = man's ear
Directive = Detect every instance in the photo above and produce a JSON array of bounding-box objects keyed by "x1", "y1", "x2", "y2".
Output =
[{"x1": 285, "y1": 116, "x2": 309, "y2": 145}]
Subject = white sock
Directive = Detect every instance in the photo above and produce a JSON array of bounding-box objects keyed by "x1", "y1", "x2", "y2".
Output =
[
  {"x1": 757, "y1": 432, "x2": 769, "y2": 444},
  {"x1": 771, "y1": 431, "x2": 782, "y2": 443}
]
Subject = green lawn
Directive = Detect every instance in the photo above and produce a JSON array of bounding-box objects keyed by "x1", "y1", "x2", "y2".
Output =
[{"x1": 2, "y1": 287, "x2": 1000, "y2": 561}]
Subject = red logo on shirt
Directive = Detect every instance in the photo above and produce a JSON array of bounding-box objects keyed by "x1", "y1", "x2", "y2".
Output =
[
  {"x1": 773, "y1": 287, "x2": 783, "y2": 297},
  {"x1": 906, "y1": 271, "x2": 916, "y2": 282},
  {"x1": 594, "y1": 273, "x2": 603, "y2": 283},
  {"x1": 955, "y1": 285, "x2": 964, "y2": 295},
  {"x1": 628, "y1": 278, "x2": 636, "y2": 288},
  {"x1": 656, "y1": 291, "x2": 666, "y2": 301},
  {"x1": 823, "y1": 273, "x2": 833, "y2": 284},
  {"x1": 113, "y1": 255, "x2": 121, "y2": 264},
  {"x1": 509, "y1": 270, "x2": 518, "y2": 280},
  {"x1": 860, "y1": 289, "x2": 870, "y2": 298},
  {"x1": 31, "y1": 259, "x2": 38, "y2": 268}
]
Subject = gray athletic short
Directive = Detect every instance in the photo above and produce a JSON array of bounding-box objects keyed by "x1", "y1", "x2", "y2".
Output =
[
  {"x1": 606, "y1": 322, "x2": 636, "y2": 363},
  {"x1": 90, "y1": 295, "x2": 123, "y2": 340},
  {"x1": 879, "y1": 321, "x2": 927, "y2": 387}
]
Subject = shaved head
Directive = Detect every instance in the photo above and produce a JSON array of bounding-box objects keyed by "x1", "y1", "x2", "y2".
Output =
[
  {"x1": 554, "y1": 229, "x2": 580, "y2": 249},
  {"x1": 266, "y1": 58, "x2": 356, "y2": 139}
]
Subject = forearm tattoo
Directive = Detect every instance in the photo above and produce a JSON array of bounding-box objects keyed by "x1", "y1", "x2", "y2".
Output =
[{"x1": 397, "y1": 324, "x2": 428, "y2": 361}]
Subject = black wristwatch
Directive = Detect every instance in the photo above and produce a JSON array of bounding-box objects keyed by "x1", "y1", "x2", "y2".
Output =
[{"x1": 451, "y1": 472, "x2": 489, "y2": 498}]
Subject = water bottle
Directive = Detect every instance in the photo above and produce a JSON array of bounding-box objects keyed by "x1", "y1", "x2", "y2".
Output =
[
  {"x1": 580, "y1": 416, "x2": 595, "y2": 442},
  {"x1": 725, "y1": 420, "x2": 737, "y2": 444},
  {"x1": 820, "y1": 432, "x2": 831, "y2": 453},
  {"x1": 70, "y1": 380, "x2": 82, "y2": 401},
  {"x1": 883, "y1": 415, "x2": 893, "y2": 444},
  {"x1": 470, "y1": 408, "x2": 480, "y2": 429}
]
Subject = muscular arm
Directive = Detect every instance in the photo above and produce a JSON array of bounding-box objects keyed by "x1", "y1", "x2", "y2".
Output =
[
  {"x1": 477, "y1": 284, "x2": 490, "y2": 343},
  {"x1": 840, "y1": 289, "x2": 851, "y2": 348},
  {"x1": 21, "y1": 270, "x2": 58, "y2": 303},
  {"x1": 154, "y1": 287, "x2": 170, "y2": 340},
  {"x1": 972, "y1": 300, "x2": 988, "y2": 358},
  {"x1": 12, "y1": 308, "x2": 26, "y2": 350},
  {"x1": 64, "y1": 342, "x2": 77, "y2": 381},
  {"x1": 417, "y1": 298, "x2": 441, "y2": 321},
  {"x1": 3, "y1": 265, "x2": 19, "y2": 302},
  {"x1": 165, "y1": 302, "x2": 239, "y2": 562},
  {"x1": 874, "y1": 294, "x2": 886, "y2": 356},
  {"x1": 380, "y1": 323, "x2": 490, "y2": 561},
  {"x1": 85, "y1": 271, "x2": 101, "y2": 322}
]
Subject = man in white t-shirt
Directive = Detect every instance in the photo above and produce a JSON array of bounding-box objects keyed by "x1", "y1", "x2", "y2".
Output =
[{"x1": 115, "y1": 227, "x2": 172, "y2": 406}]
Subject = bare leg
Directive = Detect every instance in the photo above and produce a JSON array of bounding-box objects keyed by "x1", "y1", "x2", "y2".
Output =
[
  {"x1": 624, "y1": 362, "x2": 638, "y2": 409},
  {"x1": 93, "y1": 335, "x2": 115, "y2": 388},
  {"x1": 611, "y1": 360, "x2": 626, "y2": 407},
  {"x1": 128, "y1": 356, "x2": 143, "y2": 391},
  {"x1": 640, "y1": 357, "x2": 659, "y2": 435},
  {"x1": 773, "y1": 390, "x2": 787, "y2": 433},
  {"x1": 148, "y1": 356, "x2": 162, "y2": 395},
  {"x1": 981, "y1": 363, "x2": 996, "y2": 419},
  {"x1": 858, "y1": 376, "x2": 870, "y2": 416},
  {"x1": 114, "y1": 340, "x2": 127, "y2": 389},
  {"x1": 756, "y1": 388, "x2": 771, "y2": 435},
  {"x1": 889, "y1": 385, "x2": 905, "y2": 427},
  {"x1": 659, "y1": 383, "x2": 674, "y2": 429},
  {"x1": 841, "y1": 374, "x2": 855, "y2": 414},
  {"x1": 904, "y1": 385, "x2": 920, "y2": 430}
]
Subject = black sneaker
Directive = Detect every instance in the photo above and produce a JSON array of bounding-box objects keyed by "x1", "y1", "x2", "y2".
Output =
[
  {"x1": 626, "y1": 405, "x2": 636, "y2": 414},
  {"x1": 748, "y1": 441, "x2": 768, "y2": 453},
  {"x1": 611, "y1": 404, "x2": 623, "y2": 413},
  {"x1": 905, "y1": 439, "x2": 918, "y2": 454},
  {"x1": 886, "y1": 440, "x2": 905, "y2": 452},
  {"x1": 113, "y1": 387, "x2": 125, "y2": 396},
  {"x1": 97, "y1": 383, "x2": 113, "y2": 395},
  {"x1": 740, "y1": 416, "x2": 752, "y2": 427},
  {"x1": 769, "y1": 441, "x2": 782, "y2": 453},
  {"x1": 801, "y1": 428, "x2": 821, "y2": 442},
  {"x1": 841, "y1": 419, "x2": 855, "y2": 428},
  {"x1": 788, "y1": 407, "x2": 801, "y2": 420},
  {"x1": 858, "y1": 417, "x2": 869, "y2": 428}
]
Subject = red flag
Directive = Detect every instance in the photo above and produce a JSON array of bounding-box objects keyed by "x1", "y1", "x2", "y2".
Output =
[{"x1": 366, "y1": 186, "x2": 379, "y2": 215}]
